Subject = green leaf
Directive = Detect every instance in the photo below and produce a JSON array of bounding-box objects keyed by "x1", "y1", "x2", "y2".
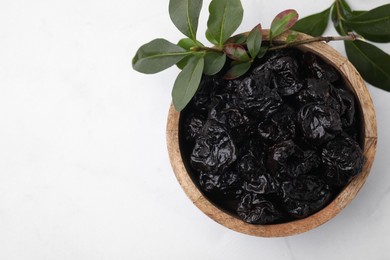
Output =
[
  {"x1": 206, "y1": 29, "x2": 219, "y2": 45},
  {"x1": 223, "y1": 44, "x2": 250, "y2": 62},
  {"x1": 270, "y1": 9, "x2": 299, "y2": 41},
  {"x1": 247, "y1": 24, "x2": 263, "y2": 59},
  {"x1": 292, "y1": 8, "x2": 331, "y2": 37},
  {"x1": 345, "y1": 4, "x2": 390, "y2": 43},
  {"x1": 225, "y1": 33, "x2": 247, "y2": 45},
  {"x1": 132, "y1": 39, "x2": 190, "y2": 74},
  {"x1": 352, "y1": 10, "x2": 367, "y2": 17},
  {"x1": 345, "y1": 40, "x2": 390, "y2": 91},
  {"x1": 257, "y1": 46, "x2": 268, "y2": 59},
  {"x1": 169, "y1": 0, "x2": 203, "y2": 40},
  {"x1": 224, "y1": 61, "x2": 251, "y2": 80},
  {"x1": 204, "y1": 52, "x2": 226, "y2": 75},
  {"x1": 172, "y1": 55, "x2": 205, "y2": 111},
  {"x1": 207, "y1": 0, "x2": 243, "y2": 47},
  {"x1": 331, "y1": 0, "x2": 352, "y2": 35},
  {"x1": 176, "y1": 54, "x2": 192, "y2": 70}
]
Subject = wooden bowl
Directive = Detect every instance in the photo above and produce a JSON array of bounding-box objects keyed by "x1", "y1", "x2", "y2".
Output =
[{"x1": 166, "y1": 31, "x2": 377, "y2": 237}]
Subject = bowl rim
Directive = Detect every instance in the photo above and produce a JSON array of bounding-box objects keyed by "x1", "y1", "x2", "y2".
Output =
[{"x1": 166, "y1": 31, "x2": 378, "y2": 237}]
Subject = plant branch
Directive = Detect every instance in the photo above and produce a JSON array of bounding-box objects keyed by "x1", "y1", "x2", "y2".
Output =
[
  {"x1": 268, "y1": 32, "x2": 360, "y2": 51},
  {"x1": 191, "y1": 46, "x2": 224, "y2": 53}
]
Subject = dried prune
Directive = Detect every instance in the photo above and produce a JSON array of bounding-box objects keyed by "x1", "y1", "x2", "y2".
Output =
[
  {"x1": 330, "y1": 87, "x2": 356, "y2": 128},
  {"x1": 298, "y1": 103, "x2": 342, "y2": 145},
  {"x1": 258, "y1": 106, "x2": 296, "y2": 144},
  {"x1": 243, "y1": 174, "x2": 279, "y2": 195},
  {"x1": 199, "y1": 171, "x2": 242, "y2": 198},
  {"x1": 295, "y1": 78, "x2": 339, "y2": 109},
  {"x1": 303, "y1": 52, "x2": 339, "y2": 82},
  {"x1": 281, "y1": 175, "x2": 331, "y2": 218},
  {"x1": 269, "y1": 56, "x2": 303, "y2": 96},
  {"x1": 322, "y1": 136, "x2": 364, "y2": 186},
  {"x1": 267, "y1": 140, "x2": 320, "y2": 178},
  {"x1": 184, "y1": 114, "x2": 205, "y2": 141},
  {"x1": 237, "y1": 194, "x2": 281, "y2": 224},
  {"x1": 236, "y1": 77, "x2": 282, "y2": 118},
  {"x1": 208, "y1": 95, "x2": 250, "y2": 129},
  {"x1": 191, "y1": 120, "x2": 237, "y2": 175}
]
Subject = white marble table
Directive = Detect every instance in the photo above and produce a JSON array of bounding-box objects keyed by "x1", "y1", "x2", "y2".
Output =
[{"x1": 0, "y1": 0, "x2": 389, "y2": 259}]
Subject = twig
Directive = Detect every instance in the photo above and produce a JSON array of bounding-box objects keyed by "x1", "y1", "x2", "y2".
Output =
[{"x1": 268, "y1": 32, "x2": 360, "y2": 51}]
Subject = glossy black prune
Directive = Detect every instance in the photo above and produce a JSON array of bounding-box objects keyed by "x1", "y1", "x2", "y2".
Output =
[
  {"x1": 258, "y1": 106, "x2": 296, "y2": 144},
  {"x1": 267, "y1": 140, "x2": 320, "y2": 178},
  {"x1": 236, "y1": 77, "x2": 283, "y2": 118},
  {"x1": 330, "y1": 87, "x2": 356, "y2": 128},
  {"x1": 269, "y1": 56, "x2": 303, "y2": 96},
  {"x1": 303, "y1": 52, "x2": 340, "y2": 82},
  {"x1": 281, "y1": 175, "x2": 331, "y2": 218},
  {"x1": 298, "y1": 103, "x2": 342, "y2": 145},
  {"x1": 242, "y1": 173, "x2": 279, "y2": 195},
  {"x1": 190, "y1": 120, "x2": 237, "y2": 175},
  {"x1": 237, "y1": 194, "x2": 282, "y2": 224},
  {"x1": 180, "y1": 48, "x2": 364, "y2": 225},
  {"x1": 322, "y1": 136, "x2": 364, "y2": 186},
  {"x1": 199, "y1": 171, "x2": 242, "y2": 198},
  {"x1": 184, "y1": 114, "x2": 205, "y2": 141}
]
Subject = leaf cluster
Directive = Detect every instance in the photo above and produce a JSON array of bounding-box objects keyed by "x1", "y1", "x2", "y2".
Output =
[
  {"x1": 132, "y1": 0, "x2": 298, "y2": 111},
  {"x1": 292, "y1": 0, "x2": 390, "y2": 91}
]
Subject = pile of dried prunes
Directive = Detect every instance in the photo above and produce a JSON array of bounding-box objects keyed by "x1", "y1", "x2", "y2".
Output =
[{"x1": 179, "y1": 48, "x2": 364, "y2": 224}]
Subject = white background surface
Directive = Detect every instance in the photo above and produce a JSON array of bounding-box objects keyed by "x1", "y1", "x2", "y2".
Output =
[{"x1": 0, "y1": 0, "x2": 389, "y2": 259}]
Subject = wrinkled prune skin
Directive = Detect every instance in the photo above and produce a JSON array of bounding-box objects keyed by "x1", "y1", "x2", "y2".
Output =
[
  {"x1": 267, "y1": 140, "x2": 320, "y2": 178},
  {"x1": 322, "y1": 136, "x2": 364, "y2": 186},
  {"x1": 269, "y1": 56, "x2": 303, "y2": 96},
  {"x1": 281, "y1": 175, "x2": 331, "y2": 218},
  {"x1": 236, "y1": 77, "x2": 283, "y2": 118},
  {"x1": 304, "y1": 52, "x2": 339, "y2": 82},
  {"x1": 191, "y1": 120, "x2": 237, "y2": 175},
  {"x1": 184, "y1": 114, "x2": 205, "y2": 141},
  {"x1": 237, "y1": 194, "x2": 282, "y2": 224},
  {"x1": 199, "y1": 171, "x2": 243, "y2": 198},
  {"x1": 208, "y1": 94, "x2": 251, "y2": 129},
  {"x1": 295, "y1": 78, "x2": 339, "y2": 108},
  {"x1": 180, "y1": 48, "x2": 364, "y2": 225},
  {"x1": 243, "y1": 174, "x2": 279, "y2": 195},
  {"x1": 330, "y1": 87, "x2": 355, "y2": 128},
  {"x1": 258, "y1": 106, "x2": 296, "y2": 144},
  {"x1": 298, "y1": 103, "x2": 342, "y2": 145}
]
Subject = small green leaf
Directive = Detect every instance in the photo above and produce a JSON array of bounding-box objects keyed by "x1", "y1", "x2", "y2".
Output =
[
  {"x1": 207, "y1": 0, "x2": 243, "y2": 47},
  {"x1": 270, "y1": 9, "x2": 299, "y2": 41},
  {"x1": 247, "y1": 24, "x2": 263, "y2": 59},
  {"x1": 169, "y1": 0, "x2": 203, "y2": 40},
  {"x1": 177, "y1": 38, "x2": 196, "y2": 50},
  {"x1": 224, "y1": 61, "x2": 251, "y2": 80},
  {"x1": 206, "y1": 29, "x2": 219, "y2": 45},
  {"x1": 345, "y1": 4, "x2": 390, "y2": 43},
  {"x1": 225, "y1": 33, "x2": 247, "y2": 44},
  {"x1": 176, "y1": 54, "x2": 192, "y2": 70},
  {"x1": 172, "y1": 55, "x2": 205, "y2": 111},
  {"x1": 204, "y1": 52, "x2": 226, "y2": 75},
  {"x1": 345, "y1": 40, "x2": 390, "y2": 91},
  {"x1": 177, "y1": 38, "x2": 204, "y2": 50},
  {"x1": 132, "y1": 39, "x2": 190, "y2": 74},
  {"x1": 292, "y1": 7, "x2": 331, "y2": 37},
  {"x1": 223, "y1": 44, "x2": 250, "y2": 62},
  {"x1": 257, "y1": 46, "x2": 268, "y2": 59}
]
